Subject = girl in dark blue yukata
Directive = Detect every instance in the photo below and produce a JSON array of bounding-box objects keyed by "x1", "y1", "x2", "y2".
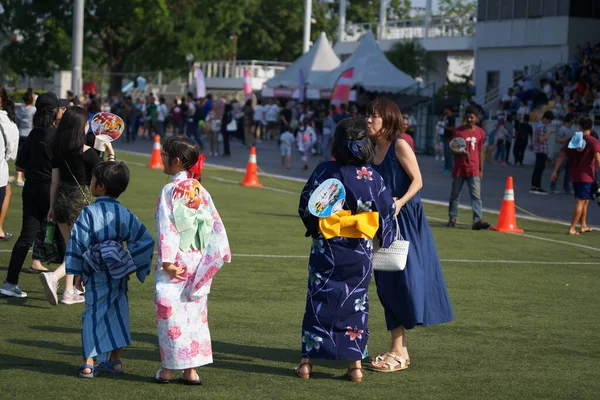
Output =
[{"x1": 296, "y1": 118, "x2": 397, "y2": 383}]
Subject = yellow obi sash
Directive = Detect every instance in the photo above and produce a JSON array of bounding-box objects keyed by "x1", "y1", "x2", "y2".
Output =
[{"x1": 319, "y1": 210, "x2": 379, "y2": 240}]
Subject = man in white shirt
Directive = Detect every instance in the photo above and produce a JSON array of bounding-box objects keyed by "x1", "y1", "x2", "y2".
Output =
[
  {"x1": 501, "y1": 88, "x2": 518, "y2": 110},
  {"x1": 265, "y1": 98, "x2": 280, "y2": 140},
  {"x1": 156, "y1": 96, "x2": 168, "y2": 138},
  {"x1": 550, "y1": 112, "x2": 576, "y2": 194},
  {"x1": 253, "y1": 100, "x2": 265, "y2": 142}
]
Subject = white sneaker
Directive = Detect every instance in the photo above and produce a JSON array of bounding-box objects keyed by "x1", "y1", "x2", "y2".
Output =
[
  {"x1": 60, "y1": 290, "x2": 85, "y2": 305},
  {"x1": 39, "y1": 272, "x2": 59, "y2": 305},
  {"x1": 0, "y1": 281, "x2": 27, "y2": 297}
]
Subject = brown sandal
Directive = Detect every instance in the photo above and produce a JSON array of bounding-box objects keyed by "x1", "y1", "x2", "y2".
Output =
[
  {"x1": 345, "y1": 367, "x2": 363, "y2": 383},
  {"x1": 294, "y1": 361, "x2": 312, "y2": 379}
]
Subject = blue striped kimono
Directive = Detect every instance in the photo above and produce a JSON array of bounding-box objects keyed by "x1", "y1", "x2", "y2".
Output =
[{"x1": 66, "y1": 196, "x2": 155, "y2": 361}]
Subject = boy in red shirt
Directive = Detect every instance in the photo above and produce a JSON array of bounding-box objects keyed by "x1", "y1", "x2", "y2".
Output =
[
  {"x1": 551, "y1": 117, "x2": 600, "y2": 235},
  {"x1": 447, "y1": 108, "x2": 490, "y2": 230}
]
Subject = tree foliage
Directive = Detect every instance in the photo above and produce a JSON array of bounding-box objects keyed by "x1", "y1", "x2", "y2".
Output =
[
  {"x1": 437, "y1": 0, "x2": 477, "y2": 17},
  {"x1": 385, "y1": 41, "x2": 434, "y2": 78},
  {"x1": 0, "y1": 0, "x2": 420, "y2": 92}
]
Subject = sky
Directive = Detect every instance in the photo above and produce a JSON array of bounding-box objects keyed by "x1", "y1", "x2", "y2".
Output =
[{"x1": 411, "y1": 0, "x2": 440, "y2": 13}]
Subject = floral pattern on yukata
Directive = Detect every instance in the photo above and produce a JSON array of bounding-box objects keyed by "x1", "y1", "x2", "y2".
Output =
[
  {"x1": 298, "y1": 162, "x2": 396, "y2": 360},
  {"x1": 155, "y1": 171, "x2": 231, "y2": 370}
]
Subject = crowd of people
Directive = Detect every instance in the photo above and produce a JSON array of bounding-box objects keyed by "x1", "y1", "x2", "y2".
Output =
[
  {"x1": 500, "y1": 41, "x2": 600, "y2": 125},
  {"x1": 1, "y1": 78, "x2": 599, "y2": 385}
]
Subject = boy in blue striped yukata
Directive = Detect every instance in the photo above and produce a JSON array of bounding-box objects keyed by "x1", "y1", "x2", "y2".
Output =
[{"x1": 66, "y1": 161, "x2": 154, "y2": 378}]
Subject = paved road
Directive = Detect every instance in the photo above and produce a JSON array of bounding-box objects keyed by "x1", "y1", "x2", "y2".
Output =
[{"x1": 114, "y1": 136, "x2": 599, "y2": 226}]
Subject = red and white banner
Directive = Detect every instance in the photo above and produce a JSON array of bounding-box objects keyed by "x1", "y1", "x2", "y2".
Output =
[{"x1": 330, "y1": 67, "x2": 354, "y2": 108}]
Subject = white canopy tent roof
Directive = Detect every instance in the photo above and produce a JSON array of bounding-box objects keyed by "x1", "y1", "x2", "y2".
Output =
[
  {"x1": 315, "y1": 31, "x2": 417, "y2": 92},
  {"x1": 265, "y1": 32, "x2": 340, "y2": 89}
]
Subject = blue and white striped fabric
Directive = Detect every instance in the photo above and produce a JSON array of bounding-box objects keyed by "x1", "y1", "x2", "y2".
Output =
[
  {"x1": 66, "y1": 196, "x2": 154, "y2": 360},
  {"x1": 82, "y1": 241, "x2": 138, "y2": 280}
]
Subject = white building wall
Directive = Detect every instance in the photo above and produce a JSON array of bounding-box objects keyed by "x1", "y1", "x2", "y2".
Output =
[{"x1": 475, "y1": 45, "x2": 570, "y2": 100}]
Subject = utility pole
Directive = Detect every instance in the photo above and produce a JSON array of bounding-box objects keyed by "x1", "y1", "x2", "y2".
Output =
[
  {"x1": 378, "y1": 0, "x2": 388, "y2": 41},
  {"x1": 71, "y1": 0, "x2": 84, "y2": 97},
  {"x1": 338, "y1": 0, "x2": 347, "y2": 43},
  {"x1": 303, "y1": 0, "x2": 312, "y2": 53}
]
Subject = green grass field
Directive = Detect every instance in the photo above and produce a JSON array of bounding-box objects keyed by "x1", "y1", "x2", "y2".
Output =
[{"x1": 1, "y1": 153, "x2": 599, "y2": 400}]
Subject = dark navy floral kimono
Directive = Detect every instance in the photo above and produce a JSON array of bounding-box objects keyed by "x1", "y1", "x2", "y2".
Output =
[{"x1": 298, "y1": 161, "x2": 396, "y2": 360}]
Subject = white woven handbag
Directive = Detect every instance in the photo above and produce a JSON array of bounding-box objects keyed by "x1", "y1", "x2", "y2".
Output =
[{"x1": 372, "y1": 219, "x2": 409, "y2": 271}]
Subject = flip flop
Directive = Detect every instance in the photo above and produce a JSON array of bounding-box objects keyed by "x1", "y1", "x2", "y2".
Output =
[
  {"x1": 367, "y1": 353, "x2": 410, "y2": 373},
  {"x1": 581, "y1": 228, "x2": 594, "y2": 234},
  {"x1": 25, "y1": 267, "x2": 50, "y2": 274},
  {"x1": 79, "y1": 364, "x2": 97, "y2": 378},
  {"x1": 0, "y1": 233, "x2": 13, "y2": 241},
  {"x1": 96, "y1": 360, "x2": 124, "y2": 374},
  {"x1": 179, "y1": 371, "x2": 202, "y2": 385},
  {"x1": 154, "y1": 369, "x2": 170, "y2": 384}
]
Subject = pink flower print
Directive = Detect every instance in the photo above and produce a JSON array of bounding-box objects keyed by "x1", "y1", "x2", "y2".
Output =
[
  {"x1": 194, "y1": 265, "x2": 220, "y2": 291},
  {"x1": 156, "y1": 297, "x2": 173, "y2": 320},
  {"x1": 169, "y1": 224, "x2": 178, "y2": 234},
  {"x1": 199, "y1": 339, "x2": 212, "y2": 357},
  {"x1": 223, "y1": 248, "x2": 231, "y2": 262},
  {"x1": 190, "y1": 340, "x2": 200, "y2": 357},
  {"x1": 345, "y1": 326, "x2": 364, "y2": 340},
  {"x1": 200, "y1": 310, "x2": 208, "y2": 324},
  {"x1": 167, "y1": 325, "x2": 182, "y2": 340},
  {"x1": 160, "y1": 246, "x2": 172, "y2": 262},
  {"x1": 356, "y1": 167, "x2": 373, "y2": 181},
  {"x1": 178, "y1": 347, "x2": 191, "y2": 361}
]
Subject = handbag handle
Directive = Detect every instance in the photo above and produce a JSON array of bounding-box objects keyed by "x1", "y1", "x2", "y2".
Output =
[
  {"x1": 64, "y1": 160, "x2": 92, "y2": 206},
  {"x1": 393, "y1": 217, "x2": 405, "y2": 241}
]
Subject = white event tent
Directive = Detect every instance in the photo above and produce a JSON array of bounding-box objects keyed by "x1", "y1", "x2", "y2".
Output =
[
  {"x1": 315, "y1": 31, "x2": 417, "y2": 92},
  {"x1": 265, "y1": 32, "x2": 340, "y2": 89}
]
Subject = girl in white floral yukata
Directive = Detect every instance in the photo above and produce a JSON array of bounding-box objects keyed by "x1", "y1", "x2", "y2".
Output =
[{"x1": 154, "y1": 136, "x2": 231, "y2": 385}]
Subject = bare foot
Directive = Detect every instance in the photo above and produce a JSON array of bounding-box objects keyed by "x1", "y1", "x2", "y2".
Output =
[
  {"x1": 581, "y1": 226, "x2": 594, "y2": 233},
  {"x1": 568, "y1": 229, "x2": 580, "y2": 235}
]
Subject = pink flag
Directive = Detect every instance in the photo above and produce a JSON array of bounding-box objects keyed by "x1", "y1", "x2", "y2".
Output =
[
  {"x1": 330, "y1": 68, "x2": 354, "y2": 112},
  {"x1": 243, "y1": 68, "x2": 252, "y2": 100},
  {"x1": 195, "y1": 67, "x2": 206, "y2": 99}
]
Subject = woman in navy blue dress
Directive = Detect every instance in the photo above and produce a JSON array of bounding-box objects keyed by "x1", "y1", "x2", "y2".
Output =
[
  {"x1": 366, "y1": 98, "x2": 454, "y2": 372},
  {"x1": 296, "y1": 118, "x2": 397, "y2": 382}
]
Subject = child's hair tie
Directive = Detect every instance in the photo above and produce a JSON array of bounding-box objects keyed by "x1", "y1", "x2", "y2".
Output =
[
  {"x1": 344, "y1": 139, "x2": 364, "y2": 157},
  {"x1": 188, "y1": 154, "x2": 205, "y2": 179}
]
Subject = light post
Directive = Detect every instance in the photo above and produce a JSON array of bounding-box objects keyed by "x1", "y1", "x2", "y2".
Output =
[
  {"x1": 186, "y1": 53, "x2": 194, "y2": 91},
  {"x1": 230, "y1": 32, "x2": 238, "y2": 77}
]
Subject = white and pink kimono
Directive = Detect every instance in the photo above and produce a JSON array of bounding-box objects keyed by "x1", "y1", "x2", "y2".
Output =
[{"x1": 154, "y1": 171, "x2": 230, "y2": 370}]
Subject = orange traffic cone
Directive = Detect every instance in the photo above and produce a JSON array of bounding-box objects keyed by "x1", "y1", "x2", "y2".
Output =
[
  {"x1": 491, "y1": 176, "x2": 524, "y2": 233},
  {"x1": 147, "y1": 134, "x2": 164, "y2": 169},
  {"x1": 240, "y1": 146, "x2": 262, "y2": 187}
]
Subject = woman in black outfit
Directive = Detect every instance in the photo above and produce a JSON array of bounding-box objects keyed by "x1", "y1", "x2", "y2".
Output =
[
  {"x1": 0, "y1": 92, "x2": 68, "y2": 298},
  {"x1": 38, "y1": 106, "x2": 115, "y2": 306},
  {"x1": 221, "y1": 102, "x2": 234, "y2": 157},
  {"x1": 513, "y1": 114, "x2": 533, "y2": 166}
]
